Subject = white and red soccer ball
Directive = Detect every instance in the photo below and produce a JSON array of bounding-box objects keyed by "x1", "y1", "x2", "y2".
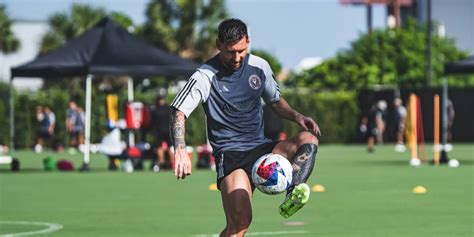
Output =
[{"x1": 251, "y1": 153, "x2": 293, "y2": 195}]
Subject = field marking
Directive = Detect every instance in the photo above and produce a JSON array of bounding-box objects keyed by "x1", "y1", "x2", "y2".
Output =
[
  {"x1": 193, "y1": 230, "x2": 308, "y2": 237},
  {"x1": 0, "y1": 221, "x2": 63, "y2": 236},
  {"x1": 284, "y1": 221, "x2": 305, "y2": 226}
]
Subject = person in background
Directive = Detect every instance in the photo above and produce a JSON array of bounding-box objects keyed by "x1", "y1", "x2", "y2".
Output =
[
  {"x1": 366, "y1": 100, "x2": 387, "y2": 152},
  {"x1": 445, "y1": 99, "x2": 455, "y2": 151},
  {"x1": 35, "y1": 105, "x2": 45, "y2": 152},
  {"x1": 66, "y1": 101, "x2": 84, "y2": 152},
  {"x1": 76, "y1": 106, "x2": 86, "y2": 151},
  {"x1": 35, "y1": 105, "x2": 56, "y2": 152},
  {"x1": 394, "y1": 98, "x2": 407, "y2": 152},
  {"x1": 151, "y1": 95, "x2": 173, "y2": 171}
]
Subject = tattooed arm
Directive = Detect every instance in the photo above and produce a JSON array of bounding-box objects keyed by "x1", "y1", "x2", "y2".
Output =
[{"x1": 170, "y1": 109, "x2": 192, "y2": 179}]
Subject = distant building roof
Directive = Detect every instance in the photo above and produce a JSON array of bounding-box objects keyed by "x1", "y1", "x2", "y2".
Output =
[{"x1": 0, "y1": 20, "x2": 49, "y2": 90}]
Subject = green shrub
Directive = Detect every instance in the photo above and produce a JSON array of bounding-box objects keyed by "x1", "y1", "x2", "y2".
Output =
[
  {"x1": 0, "y1": 83, "x2": 359, "y2": 148},
  {"x1": 282, "y1": 90, "x2": 359, "y2": 143}
]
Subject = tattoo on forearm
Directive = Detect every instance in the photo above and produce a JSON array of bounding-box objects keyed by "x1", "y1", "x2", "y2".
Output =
[{"x1": 170, "y1": 110, "x2": 186, "y2": 150}]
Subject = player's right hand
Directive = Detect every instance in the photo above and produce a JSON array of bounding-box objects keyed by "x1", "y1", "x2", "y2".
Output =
[{"x1": 174, "y1": 147, "x2": 192, "y2": 180}]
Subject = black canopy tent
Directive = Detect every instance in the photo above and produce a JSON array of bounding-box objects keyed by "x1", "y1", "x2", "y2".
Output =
[
  {"x1": 436, "y1": 55, "x2": 474, "y2": 163},
  {"x1": 11, "y1": 17, "x2": 197, "y2": 77},
  {"x1": 444, "y1": 55, "x2": 474, "y2": 74},
  {"x1": 10, "y1": 17, "x2": 198, "y2": 167}
]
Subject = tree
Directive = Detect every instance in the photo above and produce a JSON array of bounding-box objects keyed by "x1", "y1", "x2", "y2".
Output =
[
  {"x1": 38, "y1": 4, "x2": 134, "y2": 90},
  {"x1": 251, "y1": 49, "x2": 282, "y2": 76},
  {"x1": 285, "y1": 18, "x2": 472, "y2": 90},
  {"x1": 138, "y1": 0, "x2": 228, "y2": 62},
  {"x1": 0, "y1": 5, "x2": 20, "y2": 54},
  {"x1": 39, "y1": 4, "x2": 133, "y2": 55}
]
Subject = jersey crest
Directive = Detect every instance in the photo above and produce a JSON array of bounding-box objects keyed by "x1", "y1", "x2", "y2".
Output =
[{"x1": 248, "y1": 74, "x2": 262, "y2": 90}]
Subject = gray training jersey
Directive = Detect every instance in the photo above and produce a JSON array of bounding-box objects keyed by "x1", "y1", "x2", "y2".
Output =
[{"x1": 171, "y1": 54, "x2": 281, "y2": 154}]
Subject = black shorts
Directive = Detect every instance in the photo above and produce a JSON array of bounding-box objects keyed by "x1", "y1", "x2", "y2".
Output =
[
  {"x1": 69, "y1": 131, "x2": 81, "y2": 139},
  {"x1": 215, "y1": 142, "x2": 279, "y2": 190},
  {"x1": 367, "y1": 125, "x2": 378, "y2": 138},
  {"x1": 155, "y1": 131, "x2": 171, "y2": 148},
  {"x1": 38, "y1": 130, "x2": 51, "y2": 139}
]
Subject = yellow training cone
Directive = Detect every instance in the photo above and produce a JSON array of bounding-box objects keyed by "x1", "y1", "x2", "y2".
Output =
[
  {"x1": 412, "y1": 186, "x2": 427, "y2": 194},
  {"x1": 312, "y1": 184, "x2": 325, "y2": 193},
  {"x1": 208, "y1": 183, "x2": 218, "y2": 191}
]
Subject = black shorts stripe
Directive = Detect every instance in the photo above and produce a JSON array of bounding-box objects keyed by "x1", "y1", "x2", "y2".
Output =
[{"x1": 171, "y1": 78, "x2": 196, "y2": 108}]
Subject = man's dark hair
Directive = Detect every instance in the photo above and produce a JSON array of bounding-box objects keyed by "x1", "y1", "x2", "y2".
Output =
[{"x1": 218, "y1": 18, "x2": 248, "y2": 43}]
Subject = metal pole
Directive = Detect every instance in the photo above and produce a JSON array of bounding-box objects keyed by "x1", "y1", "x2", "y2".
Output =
[
  {"x1": 394, "y1": 0, "x2": 401, "y2": 28},
  {"x1": 367, "y1": 4, "x2": 373, "y2": 33},
  {"x1": 9, "y1": 77, "x2": 14, "y2": 153},
  {"x1": 425, "y1": 0, "x2": 432, "y2": 87},
  {"x1": 440, "y1": 77, "x2": 449, "y2": 163},
  {"x1": 80, "y1": 74, "x2": 93, "y2": 171}
]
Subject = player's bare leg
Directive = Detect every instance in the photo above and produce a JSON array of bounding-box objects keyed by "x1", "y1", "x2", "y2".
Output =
[
  {"x1": 157, "y1": 147, "x2": 165, "y2": 166},
  {"x1": 219, "y1": 169, "x2": 253, "y2": 237},
  {"x1": 367, "y1": 136, "x2": 375, "y2": 152},
  {"x1": 273, "y1": 131, "x2": 318, "y2": 218}
]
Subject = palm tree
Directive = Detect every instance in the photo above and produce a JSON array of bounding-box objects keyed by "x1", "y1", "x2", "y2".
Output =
[
  {"x1": 39, "y1": 3, "x2": 133, "y2": 55},
  {"x1": 38, "y1": 4, "x2": 134, "y2": 91},
  {"x1": 138, "y1": 0, "x2": 228, "y2": 62},
  {"x1": 0, "y1": 5, "x2": 20, "y2": 54}
]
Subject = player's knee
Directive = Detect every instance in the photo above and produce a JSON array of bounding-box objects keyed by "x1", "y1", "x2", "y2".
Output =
[{"x1": 296, "y1": 131, "x2": 318, "y2": 145}]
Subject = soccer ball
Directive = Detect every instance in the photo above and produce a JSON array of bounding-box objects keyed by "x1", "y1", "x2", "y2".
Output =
[{"x1": 251, "y1": 153, "x2": 293, "y2": 195}]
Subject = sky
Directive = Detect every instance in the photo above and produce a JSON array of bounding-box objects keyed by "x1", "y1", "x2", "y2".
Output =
[{"x1": 0, "y1": 0, "x2": 386, "y2": 70}]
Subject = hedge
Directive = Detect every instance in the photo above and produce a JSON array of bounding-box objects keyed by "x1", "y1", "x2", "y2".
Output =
[
  {"x1": 282, "y1": 90, "x2": 359, "y2": 143},
  {"x1": 0, "y1": 83, "x2": 359, "y2": 148}
]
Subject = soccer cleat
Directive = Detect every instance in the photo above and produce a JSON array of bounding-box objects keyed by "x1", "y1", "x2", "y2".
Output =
[{"x1": 279, "y1": 183, "x2": 310, "y2": 218}]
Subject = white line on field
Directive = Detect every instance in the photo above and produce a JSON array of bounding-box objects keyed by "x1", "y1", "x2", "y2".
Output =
[
  {"x1": 193, "y1": 230, "x2": 308, "y2": 237},
  {"x1": 0, "y1": 221, "x2": 63, "y2": 236}
]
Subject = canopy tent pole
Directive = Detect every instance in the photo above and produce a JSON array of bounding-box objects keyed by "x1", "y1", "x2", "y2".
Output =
[
  {"x1": 9, "y1": 76, "x2": 15, "y2": 153},
  {"x1": 80, "y1": 74, "x2": 93, "y2": 171},
  {"x1": 127, "y1": 77, "x2": 135, "y2": 147},
  {"x1": 127, "y1": 76, "x2": 134, "y2": 102}
]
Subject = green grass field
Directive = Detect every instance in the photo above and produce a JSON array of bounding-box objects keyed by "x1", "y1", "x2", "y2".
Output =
[{"x1": 1, "y1": 144, "x2": 473, "y2": 237}]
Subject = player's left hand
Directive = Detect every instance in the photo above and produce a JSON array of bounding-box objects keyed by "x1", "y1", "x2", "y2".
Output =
[
  {"x1": 174, "y1": 147, "x2": 192, "y2": 180},
  {"x1": 296, "y1": 114, "x2": 321, "y2": 137}
]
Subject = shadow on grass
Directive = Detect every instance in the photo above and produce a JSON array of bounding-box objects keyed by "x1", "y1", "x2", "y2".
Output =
[
  {"x1": 455, "y1": 159, "x2": 474, "y2": 166},
  {"x1": 354, "y1": 160, "x2": 409, "y2": 167}
]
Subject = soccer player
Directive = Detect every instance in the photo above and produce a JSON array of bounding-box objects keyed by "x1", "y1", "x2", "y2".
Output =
[{"x1": 170, "y1": 18, "x2": 320, "y2": 236}]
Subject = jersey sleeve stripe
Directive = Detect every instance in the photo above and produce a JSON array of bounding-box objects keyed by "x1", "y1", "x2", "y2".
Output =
[
  {"x1": 171, "y1": 78, "x2": 197, "y2": 109},
  {"x1": 174, "y1": 79, "x2": 197, "y2": 109},
  {"x1": 171, "y1": 78, "x2": 195, "y2": 107}
]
